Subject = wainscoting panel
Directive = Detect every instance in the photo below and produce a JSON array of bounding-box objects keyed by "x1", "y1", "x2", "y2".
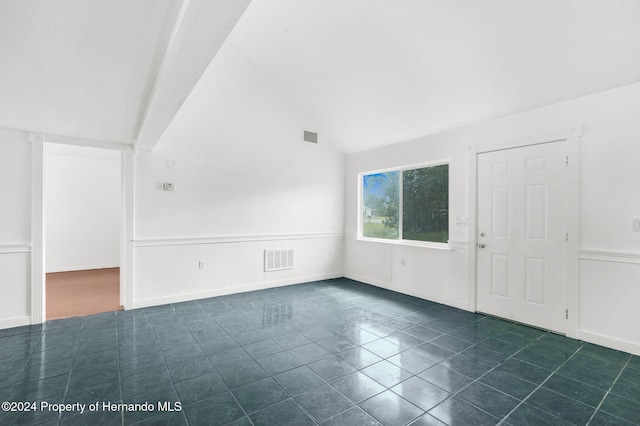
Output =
[
  {"x1": 0, "y1": 249, "x2": 31, "y2": 329},
  {"x1": 344, "y1": 238, "x2": 469, "y2": 310},
  {"x1": 133, "y1": 234, "x2": 344, "y2": 308},
  {"x1": 578, "y1": 250, "x2": 640, "y2": 356}
]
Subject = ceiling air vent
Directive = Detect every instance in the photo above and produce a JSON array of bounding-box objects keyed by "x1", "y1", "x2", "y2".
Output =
[
  {"x1": 303, "y1": 130, "x2": 318, "y2": 144},
  {"x1": 265, "y1": 248, "x2": 294, "y2": 272}
]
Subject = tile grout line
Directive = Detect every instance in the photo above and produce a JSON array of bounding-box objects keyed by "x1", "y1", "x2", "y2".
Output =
[
  {"x1": 58, "y1": 317, "x2": 83, "y2": 426},
  {"x1": 423, "y1": 328, "x2": 551, "y2": 425},
  {"x1": 496, "y1": 340, "x2": 587, "y2": 425},
  {"x1": 191, "y1": 304, "x2": 319, "y2": 425},
  {"x1": 246, "y1": 309, "x2": 448, "y2": 425},
  {"x1": 12, "y1": 281, "x2": 638, "y2": 426},
  {"x1": 353, "y1": 314, "x2": 544, "y2": 424},
  {"x1": 350, "y1": 317, "x2": 548, "y2": 425},
  {"x1": 584, "y1": 355, "x2": 631, "y2": 426},
  {"x1": 115, "y1": 314, "x2": 125, "y2": 426},
  {"x1": 336, "y1": 313, "x2": 479, "y2": 424}
]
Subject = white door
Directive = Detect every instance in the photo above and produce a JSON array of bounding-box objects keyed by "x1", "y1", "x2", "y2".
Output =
[{"x1": 477, "y1": 141, "x2": 567, "y2": 334}]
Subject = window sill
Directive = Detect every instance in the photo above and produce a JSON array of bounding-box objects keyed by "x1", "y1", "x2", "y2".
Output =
[{"x1": 356, "y1": 236, "x2": 452, "y2": 250}]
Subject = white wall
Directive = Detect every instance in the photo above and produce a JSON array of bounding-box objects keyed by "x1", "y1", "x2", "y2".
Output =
[
  {"x1": 344, "y1": 83, "x2": 640, "y2": 355},
  {"x1": 344, "y1": 136, "x2": 470, "y2": 309},
  {"x1": 45, "y1": 144, "x2": 121, "y2": 272},
  {"x1": 0, "y1": 128, "x2": 32, "y2": 328},
  {"x1": 2, "y1": 58, "x2": 637, "y2": 362},
  {"x1": 132, "y1": 45, "x2": 345, "y2": 307}
]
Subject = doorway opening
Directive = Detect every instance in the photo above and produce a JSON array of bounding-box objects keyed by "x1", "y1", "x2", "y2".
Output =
[{"x1": 44, "y1": 144, "x2": 122, "y2": 320}]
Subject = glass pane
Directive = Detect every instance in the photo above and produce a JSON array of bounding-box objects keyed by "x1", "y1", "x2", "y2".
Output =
[
  {"x1": 402, "y1": 165, "x2": 448, "y2": 243},
  {"x1": 362, "y1": 171, "x2": 399, "y2": 239}
]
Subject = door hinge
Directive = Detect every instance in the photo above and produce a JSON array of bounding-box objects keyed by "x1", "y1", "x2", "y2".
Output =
[
  {"x1": 565, "y1": 232, "x2": 569, "y2": 243},
  {"x1": 566, "y1": 309, "x2": 568, "y2": 319}
]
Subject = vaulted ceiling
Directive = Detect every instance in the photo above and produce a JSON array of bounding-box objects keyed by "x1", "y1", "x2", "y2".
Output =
[
  {"x1": 1, "y1": 0, "x2": 639, "y2": 153},
  {"x1": 227, "y1": 0, "x2": 640, "y2": 152},
  {"x1": 0, "y1": 0, "x2": 250, "y2": 148}
]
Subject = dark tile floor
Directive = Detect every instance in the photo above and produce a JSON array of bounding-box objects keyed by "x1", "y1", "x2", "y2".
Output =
[{"x1": 1, "y1": 278, "x2": 638, "y2": 425}]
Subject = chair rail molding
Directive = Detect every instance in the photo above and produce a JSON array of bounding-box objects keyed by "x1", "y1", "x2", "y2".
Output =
[{"x1": 579, "y1": 249, "x2": 640, "y2": 264}]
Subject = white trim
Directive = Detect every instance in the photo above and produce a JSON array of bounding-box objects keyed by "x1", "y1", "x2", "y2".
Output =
[
  {"x1": 133, "y1": 272, "x2": 342, "y2": 309},
  {"x1": 357, "y1": 160, "x2": 451, "y2": 245},
  {"x1": 42, "y1": 133, "x2": 129, "y2": 151},
  {"x1": 31, "y1": 137, "x2": 46, "y2": 325},
  {"x1": 357, "y1": 237, "x2": 451, "y2": 251},
  {"x1": 447, "y1": 240, "x2": 469, "y2": 250},
  {"x1": 357, "y1": 159, "x2": 451, "y2": 177},
  {"x1": 343, "y1": 273, "x2": 392, "y2": 294},
  {"x1": 344, "y1": 272, "x2": 470, "y2": 311},
  {"x1": 576, "y1": 330, "x2": 640, "y2": 357},
  {"x1": 0, "y1": 244, "x2": 31, "y2": 254},
  {"x1": 579, "y1": 249, "x2": 640, "y2": 264},
  {"x1": 467, "y1": 145, "x2": 478, "y2": 314},
  {"x1": 30, "y1": 134, "x2": 132, "y2": 323},
  {"x1": 475, "y1": 125, "x2": 582, "y2": 154},
  {"x1": 565, "y1": 130, "x2": 580, "y2": 339},
  {"x1": 133, "y1": 232, "x2": 344, "y2": 247},
  {"x1": 46, "y1": 265, "x2": 119, "y2": 274},
  {"x1": 121, "y1": 149, "x2": 136, "y2": 309},
  {"x1": 0, "y1": 316, "x2": 32, "y2": 330}
]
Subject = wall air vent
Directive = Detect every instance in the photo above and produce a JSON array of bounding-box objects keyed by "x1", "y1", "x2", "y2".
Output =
[
  {"x1": 303, "y1": 130, "x2": 318, "y2": 143},
  {"x1": 265, "y1": 248, "x2": 294, "y2": 272}
]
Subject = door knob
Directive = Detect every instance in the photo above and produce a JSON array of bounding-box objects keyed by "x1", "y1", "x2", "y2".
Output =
[{"x1": 478, "y1": 243, "x2": 486, "y2": 248}]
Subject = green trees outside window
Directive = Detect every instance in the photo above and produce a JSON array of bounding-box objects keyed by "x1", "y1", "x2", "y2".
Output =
[{"x1": 362, "y1": 164, "x2": 448, "y2": 243}]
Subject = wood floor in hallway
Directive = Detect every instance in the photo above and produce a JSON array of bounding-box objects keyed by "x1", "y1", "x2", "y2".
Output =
[{"x1": 46, "y1": 267, "x2": 122, "y2": 320}]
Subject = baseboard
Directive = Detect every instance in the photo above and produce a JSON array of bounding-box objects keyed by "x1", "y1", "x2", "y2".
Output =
[
  {"x1": 342, "y1": 272, "x2": 390, "y2": 291},
  {"x1": 0, "y1": 316, "x2": 32, "y2": 330},
  {"x1": 344, "y1": 272, "x2": 470, "y2": 311},
  {"x1": 46, "y1": 264, "x2": 119, "y2": 273},
  {"x1": 576, "y1": 329, "x2": 640, "y2": 357},
  {"x1": 132, "y1": 272, "x2": 343, "y2": 309}
]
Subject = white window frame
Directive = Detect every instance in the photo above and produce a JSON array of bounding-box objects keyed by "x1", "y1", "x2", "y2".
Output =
[{"x1": 357, "y1": 160, "x2": 450, "y2": 249}]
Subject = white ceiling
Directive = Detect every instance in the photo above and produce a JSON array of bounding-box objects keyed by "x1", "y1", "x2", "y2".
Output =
[
  {"x1": 1, "y1": 1, "x2": 639, "y2": 153},
  {"x1": 225, "y1": 0, "x2": 640, "y2": 152},
  {"x1": 0, "y1": 0, "x2": 249, "y2": 148}
]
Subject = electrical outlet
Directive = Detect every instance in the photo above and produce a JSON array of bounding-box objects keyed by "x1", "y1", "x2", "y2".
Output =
[
  {"x1": 198, "y1": 260, "x2": 206, "y2": 269},
  {"x1": 328, "y1": 250, "x2": 334, "y2": 259},
  {"x1": 400, "y1": 258, "x2": 405, "y2": 266},
  {"x1": 633, "y1": 218, "x2": 640, "y2": 232}
]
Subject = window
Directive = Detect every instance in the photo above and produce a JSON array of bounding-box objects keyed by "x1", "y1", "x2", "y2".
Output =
[{"x1": 361, "y1": 163, "x2": 448, "y2": 244}]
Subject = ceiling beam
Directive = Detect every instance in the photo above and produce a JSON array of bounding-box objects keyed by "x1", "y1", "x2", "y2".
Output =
[
  {"x1": 133, "y1": 0, "x2": 252, "y2": 151},
  {"x1": 38, "y1": 133, "x2": 131, "y2": 151}
]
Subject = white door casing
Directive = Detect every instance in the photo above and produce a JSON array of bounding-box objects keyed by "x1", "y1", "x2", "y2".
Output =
[
  {"x1": 477, "y1": 141, "x2": 568, "y2": 334},
  {"x1": 30, "y1": 133, "x2": 133, "y2": 326}
]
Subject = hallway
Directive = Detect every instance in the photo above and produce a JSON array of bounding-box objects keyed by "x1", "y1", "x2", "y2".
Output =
[{"x1": 46, "y1": 268, "x2": 121, "y2": 320}]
